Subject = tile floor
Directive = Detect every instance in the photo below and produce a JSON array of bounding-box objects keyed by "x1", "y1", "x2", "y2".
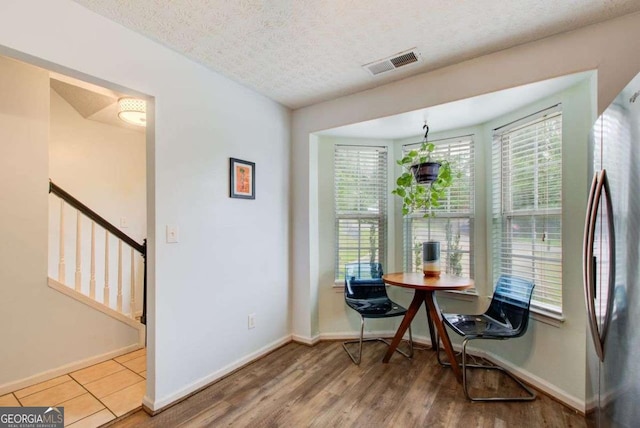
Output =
[{"x1": 0, "y1": 348, "x2": 146, "y2": 427}]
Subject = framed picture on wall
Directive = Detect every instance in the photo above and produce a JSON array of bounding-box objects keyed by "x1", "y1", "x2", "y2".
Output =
[{"x1": 229, "y1": 158, "x2": 255, "y2": 199}]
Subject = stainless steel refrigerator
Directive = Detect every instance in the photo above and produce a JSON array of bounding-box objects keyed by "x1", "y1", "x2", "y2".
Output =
[{"x1": 584, "y1": 72, "x2": 640, "y2": 427}]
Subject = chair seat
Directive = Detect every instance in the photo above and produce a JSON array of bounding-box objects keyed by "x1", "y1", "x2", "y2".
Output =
[
  {"x1": 443, "y1": 313, "x2": 520, "y2": 338},
  {"x1": 346, "y1": 297, "x2": 407, "y2": 318}
]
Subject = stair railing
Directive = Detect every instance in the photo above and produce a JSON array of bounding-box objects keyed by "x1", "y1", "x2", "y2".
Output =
[{"x1": 49, "y1": 180, "x2": 147, "y2": 325}]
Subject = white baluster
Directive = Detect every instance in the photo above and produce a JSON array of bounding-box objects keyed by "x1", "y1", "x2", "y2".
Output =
[
  {"x1": 58, "y1": 200, "x2": 65, "y2": 283},
  {"x1": 104, "y1": 232, "x2": 110, "y2": 307},
  {"x1": 117, "y1": 240, "x2": 123, "y2": 312},
  {"x1": 90, "y1": 222, "x2": 96, "y2": 299},
  {"x1": 130, "y1": 248, "x2": 136, "y2": 318},
  {"x1": 75, "y1": 210, "x2": 82, "y2": 292}
]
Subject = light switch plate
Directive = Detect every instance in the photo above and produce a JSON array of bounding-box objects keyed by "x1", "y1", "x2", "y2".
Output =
[
  {"x1": 120, "y1": 217, "x2": 129, "y2": 228},
  {"x1": 166, "y1": 225, "x2": 179, "y2": 243}
]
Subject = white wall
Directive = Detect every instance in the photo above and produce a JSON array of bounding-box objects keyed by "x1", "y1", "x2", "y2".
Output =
[
  {"x1": 293, "y1": 12, "x2": 640, "y2": 409},
  {"x1": 0, "y1": 0, "x2": 291, "y2": 410},
  {"x1": 50, "y1": 89, "x2": 146, "y2": 243},
  {"x1": 49, "y1": 89, "x2": 146, "y2": 315},
  {"x1": 0, "y1": 55, "x2": 140, "y2": 392}
]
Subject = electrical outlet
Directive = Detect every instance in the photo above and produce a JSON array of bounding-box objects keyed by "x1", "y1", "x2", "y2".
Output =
[{"x1": 248, "y1": 313, "x2": 256, "y2": 329}]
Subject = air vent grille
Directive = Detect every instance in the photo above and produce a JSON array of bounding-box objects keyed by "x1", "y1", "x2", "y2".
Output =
[
  {"x1": 390, "y1": 52, "x2": 418, "y2": 67},
  {"x1": 363, "y1": 48, "x2": 421, "y2": 76}
]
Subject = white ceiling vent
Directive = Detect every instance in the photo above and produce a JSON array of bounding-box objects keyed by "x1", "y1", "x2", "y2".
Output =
[{"x1": 363, "y1": 49, "x2": 421, "y2": 76}]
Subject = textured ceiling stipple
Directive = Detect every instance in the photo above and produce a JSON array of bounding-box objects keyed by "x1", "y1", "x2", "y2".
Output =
[
  {"x1": 51, "y1": 79, "x2": 115, "y2": 118},
  {"x1": 73, "y1": 1, "x2": 640, "y2": 109}
]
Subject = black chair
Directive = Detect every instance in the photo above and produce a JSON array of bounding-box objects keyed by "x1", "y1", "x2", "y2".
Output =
[
  {"x1": 342, "y1": 262, "x2": 413, "y2": 365},
  {"x1": 437, "y1": 275, "x2": 536, "y2": 401}
]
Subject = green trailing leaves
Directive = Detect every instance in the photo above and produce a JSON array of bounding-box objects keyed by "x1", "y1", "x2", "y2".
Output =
[{"x1": 392, "y1": 140, "x2": 456, "y2": 218}]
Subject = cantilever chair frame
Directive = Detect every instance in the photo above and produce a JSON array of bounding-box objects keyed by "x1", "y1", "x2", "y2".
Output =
[
  {"x1": 342, "y1": 263, "x2": 414, "y2": 365},
  {"x1": 436, "y1": 275, "x2": 537, "y2": 402},
  {"x1": 342, "y1": 315, "x2": 414, "y2": 365}
]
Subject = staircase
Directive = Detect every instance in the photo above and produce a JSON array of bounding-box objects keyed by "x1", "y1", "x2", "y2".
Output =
[{"x1": 48, "y1": 180, "x2": 147, "y2": 328}]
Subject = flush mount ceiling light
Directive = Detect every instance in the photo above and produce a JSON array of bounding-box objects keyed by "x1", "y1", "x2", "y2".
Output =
[{"x1": 117, "y1": 97, "x2": 146, "y2": 126}]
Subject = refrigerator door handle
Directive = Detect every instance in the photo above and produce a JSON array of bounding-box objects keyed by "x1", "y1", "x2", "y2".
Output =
[
  {"x1": 584, "y1": 169, "x2": 616, "y2": 362},
  {"x1": 583, "y1": 171, "x2": 602, "y2": 360},
  {"x1": 600, "y1": 170, "x2": 616, "y2": 356}
]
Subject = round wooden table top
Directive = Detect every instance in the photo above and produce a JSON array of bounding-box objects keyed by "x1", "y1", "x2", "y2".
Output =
[{"x1": 382, "y1": 272, "x2": 474, "y2": 291}]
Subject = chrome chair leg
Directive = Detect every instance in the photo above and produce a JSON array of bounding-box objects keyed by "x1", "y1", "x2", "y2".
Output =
[
  {"x1": 343, "y1": 316, "x2": 365, "y2": 364},
  {"x1": 343, "y1": 317, "x2": 414, "y2": 365},
  {"x1": 434, "y1": 333, "x2": 535, "y2": 401},
  {"x1": 461, "y1": 338, "x2": 536, "y2": 402}
]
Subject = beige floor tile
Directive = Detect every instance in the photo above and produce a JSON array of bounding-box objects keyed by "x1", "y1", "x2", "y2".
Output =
[
  {"x1": 83, "y1": 370, "x2": 143, "y2": 399},
  {"x1": 121, "y1": 356, "x2": 146, "y2": 374},
  {"x1": 100, "y1": 381, "x2": 145, "y2": 417},
  {"x1": 19, "y1": 380, "x2": 85, "y2": 407},
  {"x1": 14, "y1": 375, "x2": 72, "y2": 399},
  {"x1": 58, "y1": 393, "x2": 105, "y2": 425},
  {"x1": 139, "y1": 371, "x2": 146, "y2": 379},
  {"x1": 67, "y1": 408, "x2": 115, "y2": 428},
  {"x1": 0, "y1": 393, "x2": 20, "y2": 407},
  {"x1": 114, "y1": 348, "x2": 145, "y2": 364},
  {"x1": 70, "y1": 360, "x2": 126, "y2": 385}
]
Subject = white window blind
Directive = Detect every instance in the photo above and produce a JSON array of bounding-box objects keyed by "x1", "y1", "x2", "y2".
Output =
[
  {"x1": 492, "y1": 106, "x2": 563, "y2": 314},
  {"x1": 403, "y1": 137, "x2": 475, "y2": 278},
  {"x1": 334, "y1": 145, "x2": 388, "y2": 281}
]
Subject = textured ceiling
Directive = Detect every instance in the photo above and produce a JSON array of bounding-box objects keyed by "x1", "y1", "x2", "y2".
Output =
[
  {"x1": 73, "y1": 0, "x2": 640, "y2": 109},
  {"x1": 51, "y1": 79, "x2": 114, "y2": 118},
  {"x1": 50, "y1": 76, "x2": 144, "y2": 132}
]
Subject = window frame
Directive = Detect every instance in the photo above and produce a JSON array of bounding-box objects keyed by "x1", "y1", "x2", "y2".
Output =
[
  {"x1": 492, "y1": 105, "x2": 563, "y2": 316},
  {"x1": 333, "y1": 144, "x2": 388, "y2": 282},
  {"x1": 401, "y1": 136, "x2": 476, "y2": 282}
]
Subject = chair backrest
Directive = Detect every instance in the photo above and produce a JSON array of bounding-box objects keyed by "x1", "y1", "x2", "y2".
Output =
[
  {"x1": 345, "y1": 262, "x2": 387, "y2": 300},
  {"x1": 485, "y1": 275, "x2": 535, "y2": 337}
]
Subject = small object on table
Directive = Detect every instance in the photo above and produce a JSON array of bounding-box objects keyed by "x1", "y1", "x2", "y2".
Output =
[{"x1": 422, "y1": 241, "x2": 441, "y2": 277}]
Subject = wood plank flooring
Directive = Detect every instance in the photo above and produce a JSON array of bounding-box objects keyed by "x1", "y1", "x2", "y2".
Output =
[{"x1": 112, "y1": 341, "x2": 587, "y2": 427}]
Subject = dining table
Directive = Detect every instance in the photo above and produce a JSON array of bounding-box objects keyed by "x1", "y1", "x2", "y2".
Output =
[{"x1": 381, "y1": 272, "x2": 474, "y2": 383}]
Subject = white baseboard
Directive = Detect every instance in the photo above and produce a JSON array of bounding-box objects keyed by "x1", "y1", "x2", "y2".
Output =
[
  {"x1": 145, "y1": 335, "x2": 292, "y2": 412},
  {"x1": 478, "y1": 349, "x2": 585, "y2": 413},
  {"x1": 317, "y1": 330, "x2": 421, "y2": 342},
  {"x1": 432, "y1": 339, "x2": 585, "y2": 413},
  {"x1": 0, "y1": 344, "x2": 142, "y2": 396},
  {"x1": 291, "y1": 333, "x2": 321, "y2": 345}
]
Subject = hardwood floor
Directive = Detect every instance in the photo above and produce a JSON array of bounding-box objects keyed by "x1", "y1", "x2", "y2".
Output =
[{"x1": 112, "y1": 341, "x2": 586, "y2": 427}]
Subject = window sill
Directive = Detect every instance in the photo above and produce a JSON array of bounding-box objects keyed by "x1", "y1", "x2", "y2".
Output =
[
  {"x1": 438, "y1": 289, "x2": 478, "y2": 301},
  {"x1": 530, "y1": 307, "x2": 565, "y2": 327},
  {"x1": 332, "y1": 284, "x2": 479, "y2": 300},
  {"x1": 333, "y1": 283, "x2": 565, "y2": 327}
]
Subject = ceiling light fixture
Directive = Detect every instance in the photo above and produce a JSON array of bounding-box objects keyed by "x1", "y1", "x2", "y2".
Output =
[{"x1": 117, "y1": 97, "x2": 146, "y2": 127}]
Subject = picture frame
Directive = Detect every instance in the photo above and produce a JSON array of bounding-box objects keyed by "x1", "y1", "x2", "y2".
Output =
[{"x1": 229, "y1": 158, "x2": 255, "y2": 199}]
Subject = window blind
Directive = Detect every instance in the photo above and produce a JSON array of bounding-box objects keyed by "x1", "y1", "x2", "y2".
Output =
[
  {"x1": 334, "y1": 145, "x2": 388, "y2": 281},
  {"x1": 402, "y1": 137, "x2": 475, "y2": 278},
  {"x1": 492, "y1": 107, "x2": 563, "y2": 314}
]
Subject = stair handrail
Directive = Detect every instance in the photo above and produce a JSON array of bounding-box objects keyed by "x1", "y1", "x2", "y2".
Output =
[
  {"x1": 49, "y1": 179, "x2": 147, "y2": 325},
  {"x1": 49, "y1": 180, "x2": 145, "y2": 254}
]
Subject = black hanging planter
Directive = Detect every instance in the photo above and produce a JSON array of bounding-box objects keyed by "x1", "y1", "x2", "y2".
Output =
[{"x1": 411, "y1": 161, "x2": 441, "y2": 184}]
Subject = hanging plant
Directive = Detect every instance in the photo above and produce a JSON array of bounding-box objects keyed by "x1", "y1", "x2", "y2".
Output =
[{"x1": 392, "y1": 124, "x2": 455, "y2": 217}]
